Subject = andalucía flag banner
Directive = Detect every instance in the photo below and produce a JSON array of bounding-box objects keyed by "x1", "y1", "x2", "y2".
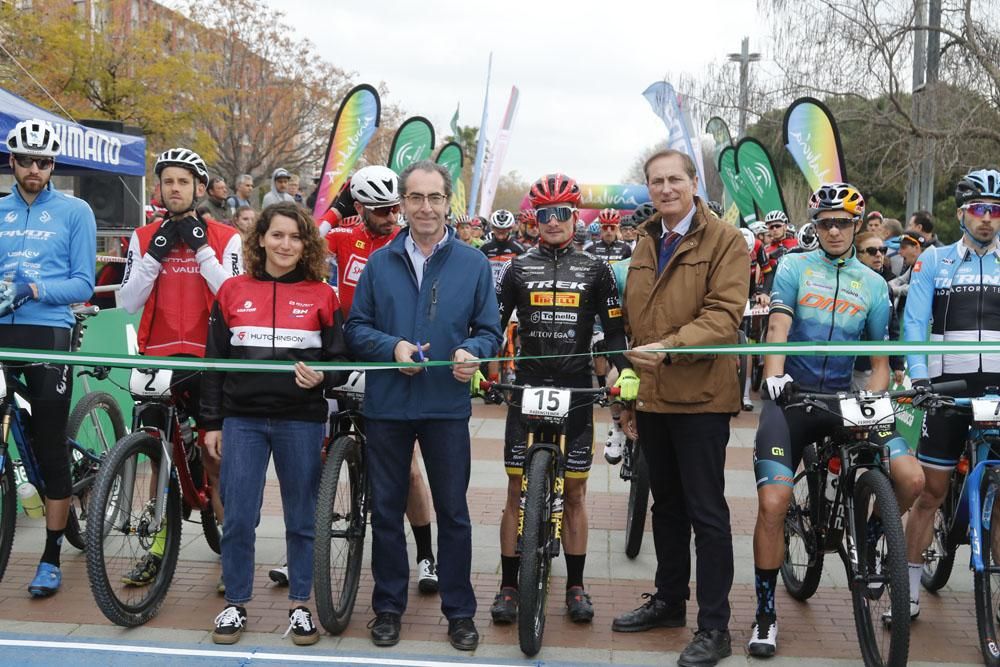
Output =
[
  {"x1": 782, "y1": 96, "x2": 847, "y2": 190},
  {"x1": 313, "y1": 84, "x2": 381, "y2": 217},
  {"x1": 387, "y1": 116, "x2": 435, "y2": 175}
]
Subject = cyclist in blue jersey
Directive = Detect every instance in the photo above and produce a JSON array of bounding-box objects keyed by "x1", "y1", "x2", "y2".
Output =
[
  {"x1": 747, "y1": 183, "x2": 919, "y2": 657},
  {"x1": 0, "y1": 119, "x2": 96, "y2": 597},
  {"x1": 900, "y1": 169, "x2": 1000, "y2": 623}
]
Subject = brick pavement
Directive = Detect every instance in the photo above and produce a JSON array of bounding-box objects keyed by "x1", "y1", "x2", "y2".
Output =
[{"x1": 0, "y1": 399, "x2": 984, "y2": 664}]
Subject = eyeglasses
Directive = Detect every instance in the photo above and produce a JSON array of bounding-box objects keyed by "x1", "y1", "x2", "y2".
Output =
[
  {"x1": 365, "y1": 203, "x2": 401, "y2": 216},
  {"x1": 403, "y1": 193, "x2": 448, "y2": 207},
  {"x1": 766, "y1": 223, "x2": 785, "y2": 230},
  {"x1": 963, "y1": 202, "x2": 1000, "y2": 218},
  {"x1": 813, "y1": 217, "x2": 855, "y2": 232},
  {"x1": 535, "y1": 206, "x2": 576, "y2": 224},
  {"x1": 13, "y1": 156, "x2": 54, "y2": 170},
  {"x1": 860, "y1": 246, "x2": 889, "y2": 257}
]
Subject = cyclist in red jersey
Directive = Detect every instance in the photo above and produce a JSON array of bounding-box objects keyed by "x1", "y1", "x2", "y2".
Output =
[
  {"x1": 517, "y1": 209, "x2": 539, "y2": 248},
  {"x1": 325, "y1": 165, "x2": 441, "y2": 591},
  {"x1": 118, "y1": 148, "x2": 242, "y2": 586}
]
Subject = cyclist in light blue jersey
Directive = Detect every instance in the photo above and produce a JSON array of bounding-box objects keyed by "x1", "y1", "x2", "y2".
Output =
[
  {"x1": 901, "y1": 168, "x2": 1000, "y2": 623},
  {"x1": 747, "y1": 183, "x2": 919, "y2": 657}
]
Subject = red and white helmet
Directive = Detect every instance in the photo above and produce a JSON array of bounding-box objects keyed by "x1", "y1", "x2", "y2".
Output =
[
  {"x1": 528, "y1": 173, "x2": 581, "y2": 207},
  {"x1": 597, "y1": 208, "x2": 621, "y2": 225}
]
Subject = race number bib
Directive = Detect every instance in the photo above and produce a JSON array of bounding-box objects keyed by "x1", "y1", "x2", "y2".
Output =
[
  {"x1": 521, "y1": 387, "x2": 571, "y2": 419},
  {"x1": 972, "y1": 398, "x2": 1000, "y2": 424},
  {"x1": 129, "y1": 368, "x2": 173, "y2": 398},
  {"x1": 839, "y1": 394, "x2": 894, "y2": 427}
]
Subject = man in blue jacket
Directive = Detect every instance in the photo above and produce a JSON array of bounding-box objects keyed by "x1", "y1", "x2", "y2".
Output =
[
  {"x1": 344, "y1": 160, "x2": 501, "y2": 652},
  {"x1": 0, "y1": 119, "x2": 96, "y2": 596}
]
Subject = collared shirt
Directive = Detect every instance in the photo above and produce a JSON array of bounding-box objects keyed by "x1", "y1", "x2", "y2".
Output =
[
  {"x1": 661, "y1": 204, "x2": 696, "y2": 238},
  {"x1": 404, "y1": 229, "x2": 447, "y2": 288}
]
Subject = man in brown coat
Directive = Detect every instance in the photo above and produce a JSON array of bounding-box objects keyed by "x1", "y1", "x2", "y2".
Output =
[{"x1": 612, "y1": 149, "x2": 749, "y2": 667}]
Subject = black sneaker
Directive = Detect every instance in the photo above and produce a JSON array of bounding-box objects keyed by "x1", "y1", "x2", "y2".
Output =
[
  {"x1": 565, "y1": 585, "x2": 594, "y2": 623},
  {"x1": 612, "y1": 593, "x2": 685, "y2": 632},
  {"x1": 121, "y1": 553, "x2": 162, "y2": 587},
  {"x1": 677, "y1": 629, "x2": 732, "y2": 667},
  {"x1": 490, "y1": 586, "x2": 518, "y2": 624},
  {"x1": 283, "y1": 605, "x2": 319, "y2": 646},
  {"x1": 212, "y1": 604, "x2": 247, "y2": 645},
  {"x1": 368, "y1": 611, "x2": 401, "y2": 647},
  {"x1": 447, "y1": 617, "x2": 479, "y2": 651}
]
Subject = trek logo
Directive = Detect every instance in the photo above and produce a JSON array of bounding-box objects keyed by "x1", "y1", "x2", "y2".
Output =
[
  {"x1": 530, "y1": 292, "x2": 581, "y2": 307},
  {"x1": 524, "y1": 280, "x2": 587, "y2": 290},
  {"x1": 3, "y1": 212, "x2": 16, "y2": 223},
  {"x1": 798, "y1": 292, "x2": 865, "y2": 316}
]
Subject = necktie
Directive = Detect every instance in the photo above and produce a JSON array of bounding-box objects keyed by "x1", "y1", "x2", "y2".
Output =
[{"x1": 658, "y1": 231, "x2": 682, "y2": 275}]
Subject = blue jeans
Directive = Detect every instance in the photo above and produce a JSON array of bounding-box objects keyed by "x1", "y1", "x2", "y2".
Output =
[
  {"x1": 219, "y1": 416, "x2": 324, "y2": 604},
  {"x1": 365, "y1": 418, "x2": 475, "y2": 619}
]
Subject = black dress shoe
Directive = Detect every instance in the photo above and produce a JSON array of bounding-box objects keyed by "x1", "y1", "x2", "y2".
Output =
[
  {"x1": 447, "y1": 617, "x2": 479, "y2": 651},
  {"x1": 368, "y1": 611, "x2": 401, "y2": 647},
  {"x1": 612, "y1": 593, "x2": 685, "y2": 632},
  {"x1": 677, "y1": 629, "x2": 732, "y2": 666}
]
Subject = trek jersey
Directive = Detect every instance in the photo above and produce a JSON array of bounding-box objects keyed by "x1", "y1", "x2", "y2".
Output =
[
  {"x1": 769, "y1": 250, "x2": 891, "y2": 392},
  {"x1": 496, "y1": 243, "x2": 629, "y2": 378},
  {"x1": 582, "y1": 239, "x2": 632, "y2": 263},
  {"x1": 904, "y1": 241, "x2": 1000, "y2": 379},
  {"x1": 0, "y1": 186, "x2": 96, "y2": 328},
  {"x1": 326, "y1": 223, "x2": 399, "y2": 317},
  {"x1": 480, "y1": 237, "x2": 526, "y2": 286}
]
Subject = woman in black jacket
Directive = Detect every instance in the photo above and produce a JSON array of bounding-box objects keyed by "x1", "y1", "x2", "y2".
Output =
[{"x1": 201, "y1": 202, "x2": 348, "y2": 645}]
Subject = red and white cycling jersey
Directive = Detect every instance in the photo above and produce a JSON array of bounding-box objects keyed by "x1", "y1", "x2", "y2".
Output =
[{"x1": 326, "y1": 222, "x2": 399, "y2": 317}]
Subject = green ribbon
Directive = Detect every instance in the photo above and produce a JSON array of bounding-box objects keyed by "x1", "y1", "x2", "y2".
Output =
[{"x1": 0, "y1": 340, "x2": 991, "y2": 374}]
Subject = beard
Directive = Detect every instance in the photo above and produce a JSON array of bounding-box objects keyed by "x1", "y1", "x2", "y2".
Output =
[{"x1": 15, "y1": 172, "x2": 48, "y2": 195}]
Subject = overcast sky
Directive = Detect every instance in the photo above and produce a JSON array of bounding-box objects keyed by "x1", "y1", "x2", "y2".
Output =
[{"x1": 268, "y1": 0, "x2": 769, "y2": 185}]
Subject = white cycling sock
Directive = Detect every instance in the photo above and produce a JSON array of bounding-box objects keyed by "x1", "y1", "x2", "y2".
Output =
[{"x1": 908, "y1": 562, "x2": 922, "y2": 602}]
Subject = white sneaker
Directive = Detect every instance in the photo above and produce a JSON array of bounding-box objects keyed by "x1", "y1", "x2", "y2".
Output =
[
  {"x1": 269, "y1": 565, "x2": 289, "y2": 587},
  {"x1": 604, "y1": 427, "x2": 626, "y2": 465},
  {"x1": 417, "y1": 558, "x2": 438, "y2": 593},
  {"x1": 881, "y1": 600, "x2": 919, "y2": 627},
  {"x1": 748, "y1": 616, "x2": 777, "y2": 657}
]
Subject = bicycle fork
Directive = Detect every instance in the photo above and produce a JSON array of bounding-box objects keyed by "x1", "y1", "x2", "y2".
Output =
[{"x1": 969, "y1": 461, "x2": 1000, "y2": 572}]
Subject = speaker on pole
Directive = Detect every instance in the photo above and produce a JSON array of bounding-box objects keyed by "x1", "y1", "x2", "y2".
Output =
[{"x1": 77, "y1": 119, "x2": 144, "y2": 230}]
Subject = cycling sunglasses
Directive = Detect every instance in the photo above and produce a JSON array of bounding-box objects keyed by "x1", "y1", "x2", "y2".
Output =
[
  {"x1": 535, "y1": 206, "x2": 576, "y2": 224},
  {"x1": 13, "y1": 156, "x2": 54, "y2": 170},
  {"x1": 964, "y1": 202, "x2": 1000, "y2": 218},
  {"x1": 860, "y1": 246, "x2": 889, "y2": 257},
  {"x1": 813, "y1": 217, "x2": 855, "y2": 232},
  {"x1": 364, "y1": 203, "x2": 400, "y2": 216},
  {"x1": 766, "y1": 223, "x2": 785, "y2": 230}
]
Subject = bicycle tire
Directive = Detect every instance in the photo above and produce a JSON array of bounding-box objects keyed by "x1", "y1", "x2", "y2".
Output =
[
  {"x1": 85, "y1": 431, "x2": 182, "y2": 627},
  {"x1": 737, "y1": 331, "x2": 748, "y2": 398},
  {"x1": 780, "y1": 468, "x2": 824, "y2": 600},
  {"x1": 0, "y1": 457, "x2": 16, "y2": 582},
  {"x1": 974, "y1": 470, "x2": 1000, "y2": 667},
  {"x1": 64, "y1": 391, "x2": 127, "y2": 551},
  {"x1": 188, "y1": 452, "x2": 222, "y2": 555},
  {"x1": 624, "y1": 441, "x2": 648, "y2": 559},
  {"x1": 921, "y1": 472, "x2": 960, "y2": 593},
  {"x1": 852, "y1": 469, "x2": 909, "y2": 667},
  {"x1": 518, "y1": 448, "x2": 554, "y2": 657},
  {"x1": 313, "y1": 435, "x2": 365, "y2": 635}
]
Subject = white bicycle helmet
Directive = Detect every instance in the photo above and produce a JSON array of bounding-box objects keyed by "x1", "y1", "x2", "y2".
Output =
[
  {"x1": 741, "y1": 228, "x2": 756, "y2": 252},
  {"x1": 796, "y1": 222, "x2": 819, "y2": 250},
  {"x1": 490, "y1": 209, "x2": 516, "y2": 229},
  {"x1": 763, "y1": 210, "x2": 788, "y2": 225},
  {"x1": 154, "y1": 148, "x2": 209, "y2": 185},
  {"x1": 749, "y1": 221, "x2": 767, "y2": 236},
  {"x1": 6, "y1": 119, "x2": 61, "y2": 158},
  {"x1": 350, "y1": 165, "x2": 400, "y2": 206}
]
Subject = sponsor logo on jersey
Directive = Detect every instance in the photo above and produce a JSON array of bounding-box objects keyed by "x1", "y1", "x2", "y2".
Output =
[
  {"x1": 236, "y1": 300, "x2": 256, "y2": 313},
  {"x1": 354, "y1": 240, "x2": 366, "y2": 250},
  {"x1": 913, "y1": 260, "x2": 922, "y2": 272},
  {"x1": 525, "y1": 280, "x2": 587, "y2": 290},
  {"x1": 607, "y1": 307, "x2": 622, "y2": 318},
  {"x1": 39, "y1": 211, "x2": 51, "y2": 224},
  {"x1": 343, "y1": 255, "x2": 367, "y2": 286},
  {"x1": 798, "y1": 292, "x2": 865, "y2": 315},
  {"x1": 529, "y1": 310, "x2": 578, "y2": 323},
  {"x1": 530, "y1": 291, "x2": 581, "y2": 307},
  {"x1": 3, "y1": 212, "x2": 16, "y2": 223}
]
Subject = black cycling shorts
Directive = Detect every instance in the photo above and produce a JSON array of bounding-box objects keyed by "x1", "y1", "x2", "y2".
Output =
[
  {"x1": 914, "y1": 373, "x2": 1000, "y2": 469},
  {"x1": 754, "y1": 398, "x2": 911, "y2": 488},
  {"x1": 504, "y1": 375, "x2": 594, "y2": 479},
  {"x1": 0, "y1": 325, "x2": 73, "y2": 499}
]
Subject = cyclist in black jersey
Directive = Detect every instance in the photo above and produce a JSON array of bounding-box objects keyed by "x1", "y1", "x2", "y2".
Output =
[
  {"x1": 489, "y1": 174, "x2": 639, "y2": 626},
  {"x1": 583, "y1": 209, "x2": 632, "y2": 262},
  {"x1": 480, "y1": 209, "x2": 526, "y2": 262}
]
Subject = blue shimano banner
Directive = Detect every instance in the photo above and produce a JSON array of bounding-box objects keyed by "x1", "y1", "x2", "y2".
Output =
[{"x1": 0, "y1": 88, "x2": 146, "y2": 176}]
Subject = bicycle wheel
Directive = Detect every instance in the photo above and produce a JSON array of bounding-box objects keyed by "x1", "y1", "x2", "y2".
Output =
[
  {"x1": 85, "y1": 431, "x2": 182, "y2": 627},
  {"x1": 188, "y1": 451, "x2": 222, "y2": 555},
  {"x1": 974, "y1": 470, "x2": 1000, "y2": 667},
  {"x1": 0, "y1": 456, "x2": 16, "y2": 582},
  {"x1": 518, "y1": 448, "x2": 554, "y2": 657},
  {"x1": 64, "y1": 391, "x2": 126, "y2": 551},
  {"x1": 921, "y1": 470, "x2": 960, "y2": 593},
  {"x1": 852, "y1": 469, "x2": 908, "y2": 667},
  {"x1": 313, "y1": 435, "x2": 365, "y2": 635},
  {"x1": 737, "y1": 331, "x2": 748, "y2": 397},
  {"x1": 624, "y1": 440, "x2": 648, "y2": 559},
  {"x1": 781, "y1": 468, "x2": 824, "y2": 600}
]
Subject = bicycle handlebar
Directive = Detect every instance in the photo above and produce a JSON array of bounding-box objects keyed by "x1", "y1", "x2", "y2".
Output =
[
  {"x1": 479, "y1": 380, "x2": 621, "y2": 397},
  {"x1": 778, "y1": 379, "x2": 967, "y2": 408}
]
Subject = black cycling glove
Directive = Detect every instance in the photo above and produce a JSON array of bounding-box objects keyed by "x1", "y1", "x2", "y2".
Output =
[
  {"x1": 177, "y1": 215, "x2": 208, "y2": 252},
  {"x1": 331, "y1": 182, "x2": 356, "y2": 220},
  {"x1": 147, "y1": 220, "x2": 179, "y2": 262}
]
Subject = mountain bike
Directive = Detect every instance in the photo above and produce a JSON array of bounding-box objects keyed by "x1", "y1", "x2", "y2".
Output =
[
  {"x1": 0, "y1": 306, "x2": 125, "y2": 579},
  {"x1": 482, "y1": 380, "x2": 618, "y2": 657},
  {"x1": 85, "y1": 367, "x2": 221, "y2": 626},
  {"x1": 313, "y1": 371, "x2": 368, "y2": 635},
  {"x1": 779, "y1": 381, "x2": 963, "y2": 667}
]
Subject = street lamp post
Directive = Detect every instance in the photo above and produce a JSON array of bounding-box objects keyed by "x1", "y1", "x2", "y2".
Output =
[{"x1": 727, "y1": 36, "x2": 760, "y2": 139}]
